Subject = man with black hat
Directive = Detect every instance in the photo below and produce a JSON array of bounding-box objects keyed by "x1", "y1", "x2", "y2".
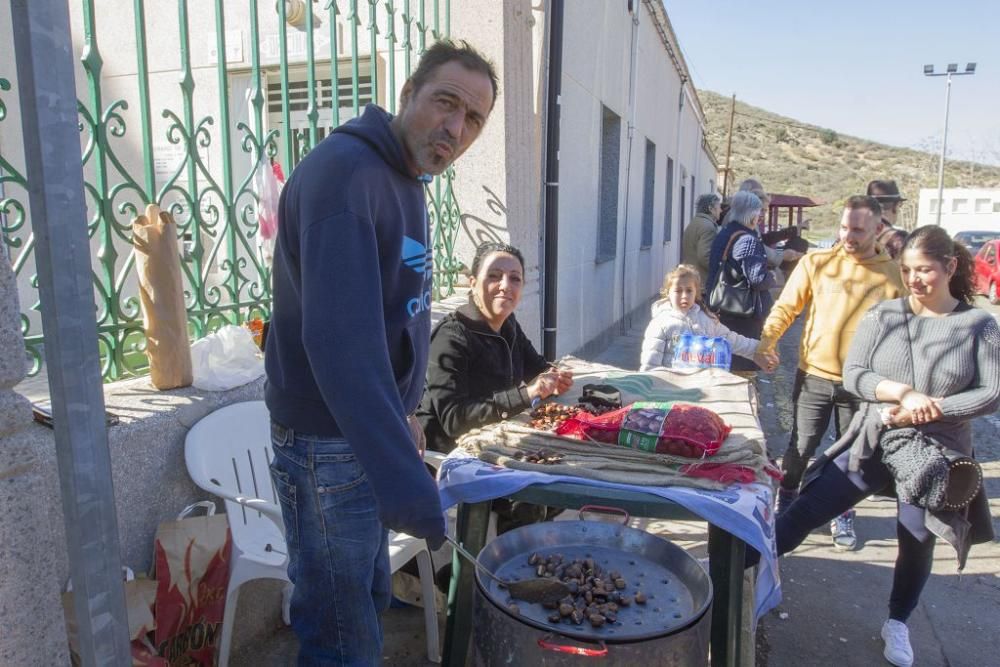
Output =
[{"x1": 867, "y1": 180, "x2": 908, "y2": 259}]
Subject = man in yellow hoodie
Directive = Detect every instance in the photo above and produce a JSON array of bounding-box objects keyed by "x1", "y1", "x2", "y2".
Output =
[{"x1": 760, "y1": 195, "x2": 904, "y2": 550}]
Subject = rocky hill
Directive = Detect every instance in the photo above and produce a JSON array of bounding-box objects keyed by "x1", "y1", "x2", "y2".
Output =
[{"x1": 698, "y1": 89, "x2": 1000, "y2": 238}]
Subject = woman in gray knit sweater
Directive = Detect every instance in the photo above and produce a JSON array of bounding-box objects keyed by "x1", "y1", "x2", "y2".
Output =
[{"x1": 760, "y1": 226, "x2": 1000, "y2": 667}]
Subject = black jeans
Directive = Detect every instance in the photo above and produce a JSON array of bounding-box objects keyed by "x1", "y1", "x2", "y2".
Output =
[
  {"x1": 750, "y1": 448, "x2": 935, "y2": 622},
  {"x1": 780, "y1": 370, "x2": 858, "y2": 491}
]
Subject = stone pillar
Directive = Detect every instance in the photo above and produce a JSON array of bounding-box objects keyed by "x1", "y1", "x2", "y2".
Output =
[{"x1": 0, "y1": 256, "x2": 70, "y2": 665}]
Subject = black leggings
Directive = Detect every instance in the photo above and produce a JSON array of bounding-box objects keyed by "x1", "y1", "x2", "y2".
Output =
[{"x1": 755, "y1": 448, "x2": 936, "y2": 622}]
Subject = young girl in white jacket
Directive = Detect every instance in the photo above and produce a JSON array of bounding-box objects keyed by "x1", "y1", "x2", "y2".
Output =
[{"x1": 640, "y1": 264, "x2": 766, "y2": 371}]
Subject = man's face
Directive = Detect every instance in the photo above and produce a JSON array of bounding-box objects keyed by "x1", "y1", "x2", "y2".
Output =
[
  {"x1": 879, "y1": 199, "x2": 899, "y2": 225},
  {"x1": 710, "y1": 201, "x2": 722, "y2": 220},
  {"x1": 838, "y1": 208, "x2": 879, "y2": 257},
  {"x1": 393, "y1": 61, "x2": 494, "y2": 177}
]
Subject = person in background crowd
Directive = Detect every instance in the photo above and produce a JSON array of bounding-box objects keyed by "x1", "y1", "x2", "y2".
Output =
[
  {"x1": 738, "y1": 178, "x2": 803, "y2": 269},
  {"x1": 264, "y1": 40, "x2": 497, "y2": 663},
  {"x1": 706, "y1": 191, "x2": 776, "y2": 373},
  {"x1": 758, "y1": 195, "x2": 905, "y2": 550},
  {"x1": 640, "y1": 264, "x2": 774, "y2": 371},
  {"x1": 416, "y1": 241, "x2": 572, "y2": 531},
  {"x1": 753, "y1": 225, "x2": 999, "y2": 667},
  {"x1": 681, "y1": 193, "x2": 723, "y2": 288},
  {"x1": 867, "y1": 179, "x2": 908, "y2": 259}
]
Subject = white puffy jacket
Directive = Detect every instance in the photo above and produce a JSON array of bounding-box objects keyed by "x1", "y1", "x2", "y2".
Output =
[{"x1": 639, "y1": 300, "x2": 760, "y2": 371}]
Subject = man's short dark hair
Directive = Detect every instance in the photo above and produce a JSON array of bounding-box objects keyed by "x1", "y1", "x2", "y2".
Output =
[
  {"x1": 408, "y1": 39, "x2": 499, "y2": 110},
  {"x1": 696, "y1": 193, "x2": 721, "y2": 215},
  {"x1": 844, "y1": 195, "x2": 882, "y2": 218}
]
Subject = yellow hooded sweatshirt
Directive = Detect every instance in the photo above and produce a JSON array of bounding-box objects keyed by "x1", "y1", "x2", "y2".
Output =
[{"x1": 759, "y1": 245, "x2": 905, "y2": 381}]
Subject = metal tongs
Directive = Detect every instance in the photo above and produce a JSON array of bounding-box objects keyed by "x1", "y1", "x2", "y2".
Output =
[{"x1": 446, "y1": 536, "x2": 571, "y2": 604}]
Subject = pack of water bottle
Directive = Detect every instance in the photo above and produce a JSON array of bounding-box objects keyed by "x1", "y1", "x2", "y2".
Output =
[{"x1": 671, "y1": 333, "x2": 733, "y2": 371}]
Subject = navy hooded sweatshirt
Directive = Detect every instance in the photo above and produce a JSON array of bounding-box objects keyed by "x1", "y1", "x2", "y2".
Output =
[{"x1": 264, "y1": 104, "x2": 444, "y2": 543}]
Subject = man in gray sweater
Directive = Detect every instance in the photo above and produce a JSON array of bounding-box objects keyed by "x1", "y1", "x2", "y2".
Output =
[{"x1": 682, "y1": 193, "x2": 722, "y2": 288}]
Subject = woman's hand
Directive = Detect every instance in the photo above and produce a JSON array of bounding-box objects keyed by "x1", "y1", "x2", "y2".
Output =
[
  {"x1": 900, "y1": 390, "x2": 943, "y2": 424},
  {"x1": 527, "y1": 369, "x2": 574, "y2": 401},
  {"x1": 553, "y1": 369, "x2": 574, "y2": 395},
  {"x1": 884, "y1": 406, "x2": 913, "y2": 427}
]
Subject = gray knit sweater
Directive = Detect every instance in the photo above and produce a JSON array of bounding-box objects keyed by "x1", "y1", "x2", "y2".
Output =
[{"x1": 843, "y1": 298, "x2": 1000, "y2": 455}]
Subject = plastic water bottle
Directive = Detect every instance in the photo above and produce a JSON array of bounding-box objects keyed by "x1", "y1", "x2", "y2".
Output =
[
  {"x1": 691, "y1": 336, "x2": 706, "y2": 367},
  {"x1": 675, "y1": 333, "x2": 694, "y2": 367},
  {"x1": 711, "y1": 338, "x2": 733, "y2": 370}
]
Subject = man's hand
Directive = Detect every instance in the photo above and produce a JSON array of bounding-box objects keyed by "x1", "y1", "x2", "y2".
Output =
[
  {"x1": 754, "y1": 349, "x2": 779, "y2": 373},
  {"x1": 407, "y1": 415, "x2": 426, "y2": 459},
  {"x1": 780, "y1": 249, "x2": 803, "y2": 263}
]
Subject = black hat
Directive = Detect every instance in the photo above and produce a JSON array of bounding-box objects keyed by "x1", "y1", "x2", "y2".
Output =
[{"x1": 866, "y1": 179, "x2": 906, "y2": 203}]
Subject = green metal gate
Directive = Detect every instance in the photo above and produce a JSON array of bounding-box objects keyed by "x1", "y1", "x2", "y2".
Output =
[{"x1": 0, "y1": 0, "x2": 463, "y2": 382}]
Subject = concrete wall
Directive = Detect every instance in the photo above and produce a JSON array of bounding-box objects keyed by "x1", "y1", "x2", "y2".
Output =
[
  {"x1": 553, "y1": 0, "x2": 715, "y2": 356},
  {"x1": 0, "y1": 369, "x2": 275, "y2": 663},
  {"x1": 917, "y1": 187, "x2": 1000, "y2": 236},
  {"x1": 449, "y1": 0, "x2": 545, "y2": 341},
  {"x1": 0, "y1": 253, "x2": 70, "y2": 665}
]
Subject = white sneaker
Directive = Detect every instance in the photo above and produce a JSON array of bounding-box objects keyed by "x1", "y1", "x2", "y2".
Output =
[
  {"x1": 881, "y1": 619, "x2": 914, "y2": 667},
  {"x1": 830, "y1": 510, "x2": 858, "y2": 551}
]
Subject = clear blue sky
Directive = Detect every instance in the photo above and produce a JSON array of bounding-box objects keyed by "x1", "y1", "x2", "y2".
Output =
[{"x1": 664, "y1": 0, "x2": 1000, "y2": 165}]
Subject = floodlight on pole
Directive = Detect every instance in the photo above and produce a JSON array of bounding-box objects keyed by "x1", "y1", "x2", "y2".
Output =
[{"x1": 923, "y1": 62, "x2": 977, "y2": 225}]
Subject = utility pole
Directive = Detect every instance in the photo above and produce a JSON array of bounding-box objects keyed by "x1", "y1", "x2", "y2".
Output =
[
  {"x1": 11, "y1": 0, "x2": 131, "y2": 664},
  {"x1": 721, "y1": 94, "x2": 736, "y2": 198},
  {"x1": 923, "y1": 63, "x2": 976, "y2": 225}
]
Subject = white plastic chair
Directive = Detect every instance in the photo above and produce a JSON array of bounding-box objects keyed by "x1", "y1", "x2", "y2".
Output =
[{"x1": 184, "y1": 401, "x2": 441, "y2": 665}]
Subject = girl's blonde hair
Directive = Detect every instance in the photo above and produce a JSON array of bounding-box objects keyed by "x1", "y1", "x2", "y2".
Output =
[
  {"x1": 659, "y1": 264, "x2": 703, "y2": 298},
  {"x1": 660, "y1": 264, "x2": 715, "y2": 315}
]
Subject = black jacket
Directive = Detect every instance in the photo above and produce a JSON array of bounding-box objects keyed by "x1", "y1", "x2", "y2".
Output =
[{"x1": 416, "y1": 301, "x2": 550, "y2": 453}]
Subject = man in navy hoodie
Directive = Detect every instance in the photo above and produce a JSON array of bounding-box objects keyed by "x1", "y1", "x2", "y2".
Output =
[{"x1": 265, "y1": 40, "x2": 497, "y2": 663}]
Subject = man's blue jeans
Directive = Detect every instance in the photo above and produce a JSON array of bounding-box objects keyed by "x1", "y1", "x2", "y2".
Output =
[{"x1": 269, "y1": 421, "x2": 391, "y2": 666}]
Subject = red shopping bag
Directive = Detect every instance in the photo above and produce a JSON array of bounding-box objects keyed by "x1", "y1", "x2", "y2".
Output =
[{"x1": 153, "y1": 502, "x2": 232, "y2": 665}]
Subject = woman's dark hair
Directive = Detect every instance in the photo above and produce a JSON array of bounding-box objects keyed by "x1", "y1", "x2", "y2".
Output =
[
  {"x1": 469, "y1": 241, "x2": 525, "y2": 277},
  {"x1": 408, "y1": 39, "x2": 499, "y2": 110},
  {"x1": 901, "y1": 225, "x2": 976, "y2": 303}
]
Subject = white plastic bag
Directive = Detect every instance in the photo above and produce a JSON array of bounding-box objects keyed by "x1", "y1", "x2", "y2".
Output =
[
  {"x1": 190, "y1": 325, "x2": 264, "y2": 391},
  {"x1": 254, "y1": 157, "x2": 281, "y2": 241},
  {"x1": 253, "y1": 156, "x2": 283, "y2": 267}
]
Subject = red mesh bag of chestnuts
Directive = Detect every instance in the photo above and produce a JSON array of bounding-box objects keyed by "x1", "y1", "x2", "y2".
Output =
[{"x1": 557, "y1": 402, "x2": 730, "y2": 458}]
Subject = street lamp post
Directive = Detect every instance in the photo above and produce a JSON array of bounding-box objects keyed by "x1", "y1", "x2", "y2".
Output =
[{"x1": 923, "y1": 62, "x2": 976, "y2": 225}]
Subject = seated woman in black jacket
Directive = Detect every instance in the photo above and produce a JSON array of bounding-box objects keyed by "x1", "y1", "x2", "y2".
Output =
[
  {"x1": 416, "y1": 241, "x2": 573, "y2": 531},
  {"x1": 417, "y1": 241, "x2": 573, "y2": 453}
]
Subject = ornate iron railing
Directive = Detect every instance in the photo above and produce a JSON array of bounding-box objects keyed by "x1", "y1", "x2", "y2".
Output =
[{"x1": 0, "y1": 0, "x2": 462, "y2": 382}]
